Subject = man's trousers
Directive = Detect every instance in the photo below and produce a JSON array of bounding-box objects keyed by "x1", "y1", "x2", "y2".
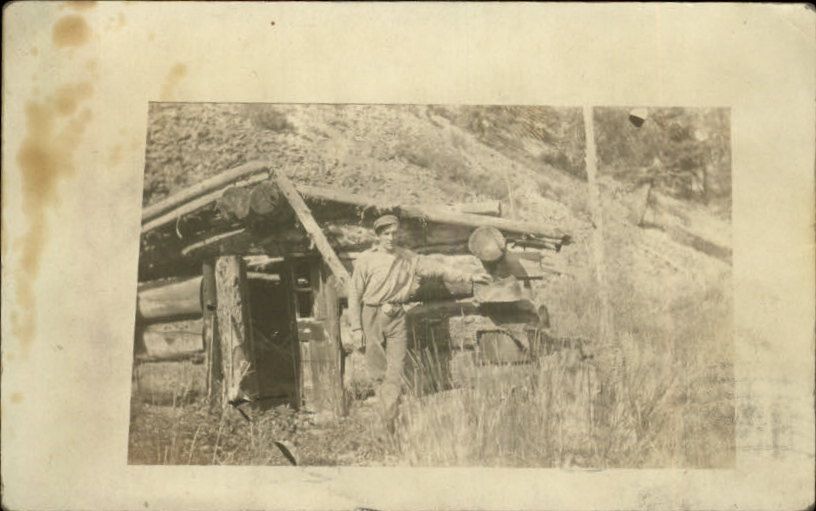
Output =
[{"x1": 361, "y1": 305, "x2": 408, "y2": 425}]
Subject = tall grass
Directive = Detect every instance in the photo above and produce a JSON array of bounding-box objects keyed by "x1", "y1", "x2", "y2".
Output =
[
  {"x1": 398, "y1": 346, "x2": 597, "y2": 467},
  {"x1": 395, "y1": 256, "x2": 734, "y2": 468},
  {"x1": 396, "y1": 325, "x2": 730, "y2": 467}
]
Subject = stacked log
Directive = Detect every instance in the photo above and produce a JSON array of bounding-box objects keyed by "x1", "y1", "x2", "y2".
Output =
[{"x1": 217, "y1": 180, "x2": 294, "y2": 226}]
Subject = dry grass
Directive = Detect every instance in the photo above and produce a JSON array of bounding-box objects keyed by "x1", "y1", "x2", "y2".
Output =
[
  {"x1": 392, "y1": 135, "x2": 507, "y2": 200},
  {"x1": 396, "y1": 330, "x2": 732, "y2": 468},
  {"x1": 394, "y1": 247, "x2": 734, "y2": 468},
  {"x1": 128, "y1": 361, "x2": 396, "y2": 466},
  {"x1": 398, "y1": 349, "x2": 597, "y2": 467},
  {"x1": 129, "y1": 258, "x2": 734, "y2": 468}
]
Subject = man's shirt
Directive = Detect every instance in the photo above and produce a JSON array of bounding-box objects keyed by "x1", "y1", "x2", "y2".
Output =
[{"x1": 348, "y1": 245, "x2": 471, "y2": 332}]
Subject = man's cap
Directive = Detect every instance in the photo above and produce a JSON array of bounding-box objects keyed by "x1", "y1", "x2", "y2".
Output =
[{"x1": 373, "y1": 214, "x2": 399, "y2": 233}]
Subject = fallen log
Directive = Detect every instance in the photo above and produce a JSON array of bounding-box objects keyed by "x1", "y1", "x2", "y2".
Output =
[{"x1": 633, "y1": 187, "x2": 732, "y2": 264}]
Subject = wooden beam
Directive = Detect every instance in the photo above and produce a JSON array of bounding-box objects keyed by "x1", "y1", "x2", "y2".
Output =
[
  {"x1": 305, "y1": 263, "x2": 347, "y2": 416},
  {"x1": 202, "y1": 260, "x2": 221, "y2": 406},
  {"x1": 135, "y1": 350, "x2": 205, "y2": 364},
  {"x1": 246, "y1": 272, "x2": 281, "y2": 282},
  {"x1": 415, "y1": 200, "x2": 502, "y2": 217},
  {"x1": 298, "y1": 184, "x2": 568, "y2": 244},
  {"x1": 322, "y1": 270, "x2": 347, "y2": 417},
  {"x1": 215, "y1": 255, "x2": 258, "y2": 406},
  {"x1": 142, "y1": 161, "x2": 272, "y2": 223},
  {"x1": 275, "y1": 171, "x2": 352, "y2": 285},
  {"x1": 141, "y1": 319, "x2": 204, "y2": 356},
  {"x1": 180, "y1": 228, "x2": 306, "y2": 258},
  {"x1": 454, "y1": 200, "x2": 502, "y2": 217},
  {"x1": 400, "y1": 204, "x2": 567, "y2": 244},
  {"x1": 280, "y1": 262, "x2": 302, "y2": 410}
]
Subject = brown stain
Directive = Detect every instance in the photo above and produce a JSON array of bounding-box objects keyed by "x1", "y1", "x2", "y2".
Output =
[
  {"x1": 31, "y1": 46, "x2": 39, "y2": 56},
  {"x1": 85, "y1": 59, "x2": 98, "y2": 76},
  {"x1": 160, "y1": 63, "x2": 188, "y2": 101},
  {"x1": 147, "y1": 31, "x2": 155, "y2": 42},
  {"x1": 107, "y1": 144, "x2": 123, "y2": 166},
  {"x1": 52, "y1": 15, "x2": 91, "y2": 48},
  {"x1": 116, "y1": 12, "x2": 126, "y2": 28},
  {"x1": 53, "y1": 82, "x2": 93, "y2": 116},
  {"x1": 13, "y1": 84, "x2": 94, "y2": 356},
  {"x1": 11, "y1": 393, "x2": 23, "y2": 404}
]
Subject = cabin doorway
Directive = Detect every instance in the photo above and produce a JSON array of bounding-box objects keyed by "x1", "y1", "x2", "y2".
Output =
[{"x1": 248, "y1": 270, "x2": 300, "y2": 409}]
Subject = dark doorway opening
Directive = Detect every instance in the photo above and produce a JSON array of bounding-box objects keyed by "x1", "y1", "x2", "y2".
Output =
[{"x1": 249, "y1": 274, "x2": 300, "y2": 409}]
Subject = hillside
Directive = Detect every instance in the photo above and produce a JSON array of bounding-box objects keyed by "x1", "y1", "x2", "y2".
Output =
[
  {"x1": 139, "y1": 103, "x2": 735, "y2": 467},
  {"x1": 142, "y1": 103, "x2": 731, "y2": 336}
]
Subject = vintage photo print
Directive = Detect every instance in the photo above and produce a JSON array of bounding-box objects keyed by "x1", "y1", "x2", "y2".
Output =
[
  {"x1": 130, "y1": 103, "x2": 734, "y2": 469},
  {"x1": 2, "y1": 3, "x2": 813, "y2": 510}
]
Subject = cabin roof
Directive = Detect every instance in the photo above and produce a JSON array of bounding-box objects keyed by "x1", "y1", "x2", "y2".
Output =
[{"x1": 139, "y1": 161, "x2": 570, "y2": 282}]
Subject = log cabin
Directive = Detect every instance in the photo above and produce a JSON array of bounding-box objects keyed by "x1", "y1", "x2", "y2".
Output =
[{"x1": 135, "y1": 161, "x2": 571, "y2": 416}]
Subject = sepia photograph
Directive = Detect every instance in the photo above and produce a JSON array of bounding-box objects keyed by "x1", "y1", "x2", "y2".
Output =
[
  {"x1": 129, "y1": 103, "x2": 734, "y2": 468},
  {"x1": 3, "y1": 3, "x2": 813, "y2": 509}
]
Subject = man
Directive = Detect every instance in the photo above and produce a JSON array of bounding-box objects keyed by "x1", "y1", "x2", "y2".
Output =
[{"x1": 347, "y1": 214, "x2": 491, "y2": 430}]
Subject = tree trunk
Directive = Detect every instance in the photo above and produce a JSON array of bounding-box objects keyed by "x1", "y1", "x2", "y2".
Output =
[{"x1": 582, "y1": 106, "x2": 614, "y2": 342}]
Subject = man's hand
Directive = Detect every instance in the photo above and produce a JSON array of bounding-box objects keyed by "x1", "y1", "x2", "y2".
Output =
[{"x1": 471, "y1": 272, "x2": 493, "y2": 285}]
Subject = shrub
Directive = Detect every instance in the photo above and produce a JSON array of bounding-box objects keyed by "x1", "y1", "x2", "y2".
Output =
[
  {"x1": 393, "y1": 137, "x2": 509, "y2": 200},
  {"x1": 243, "y1": 104, "x2": 294, "y2": 133}
]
